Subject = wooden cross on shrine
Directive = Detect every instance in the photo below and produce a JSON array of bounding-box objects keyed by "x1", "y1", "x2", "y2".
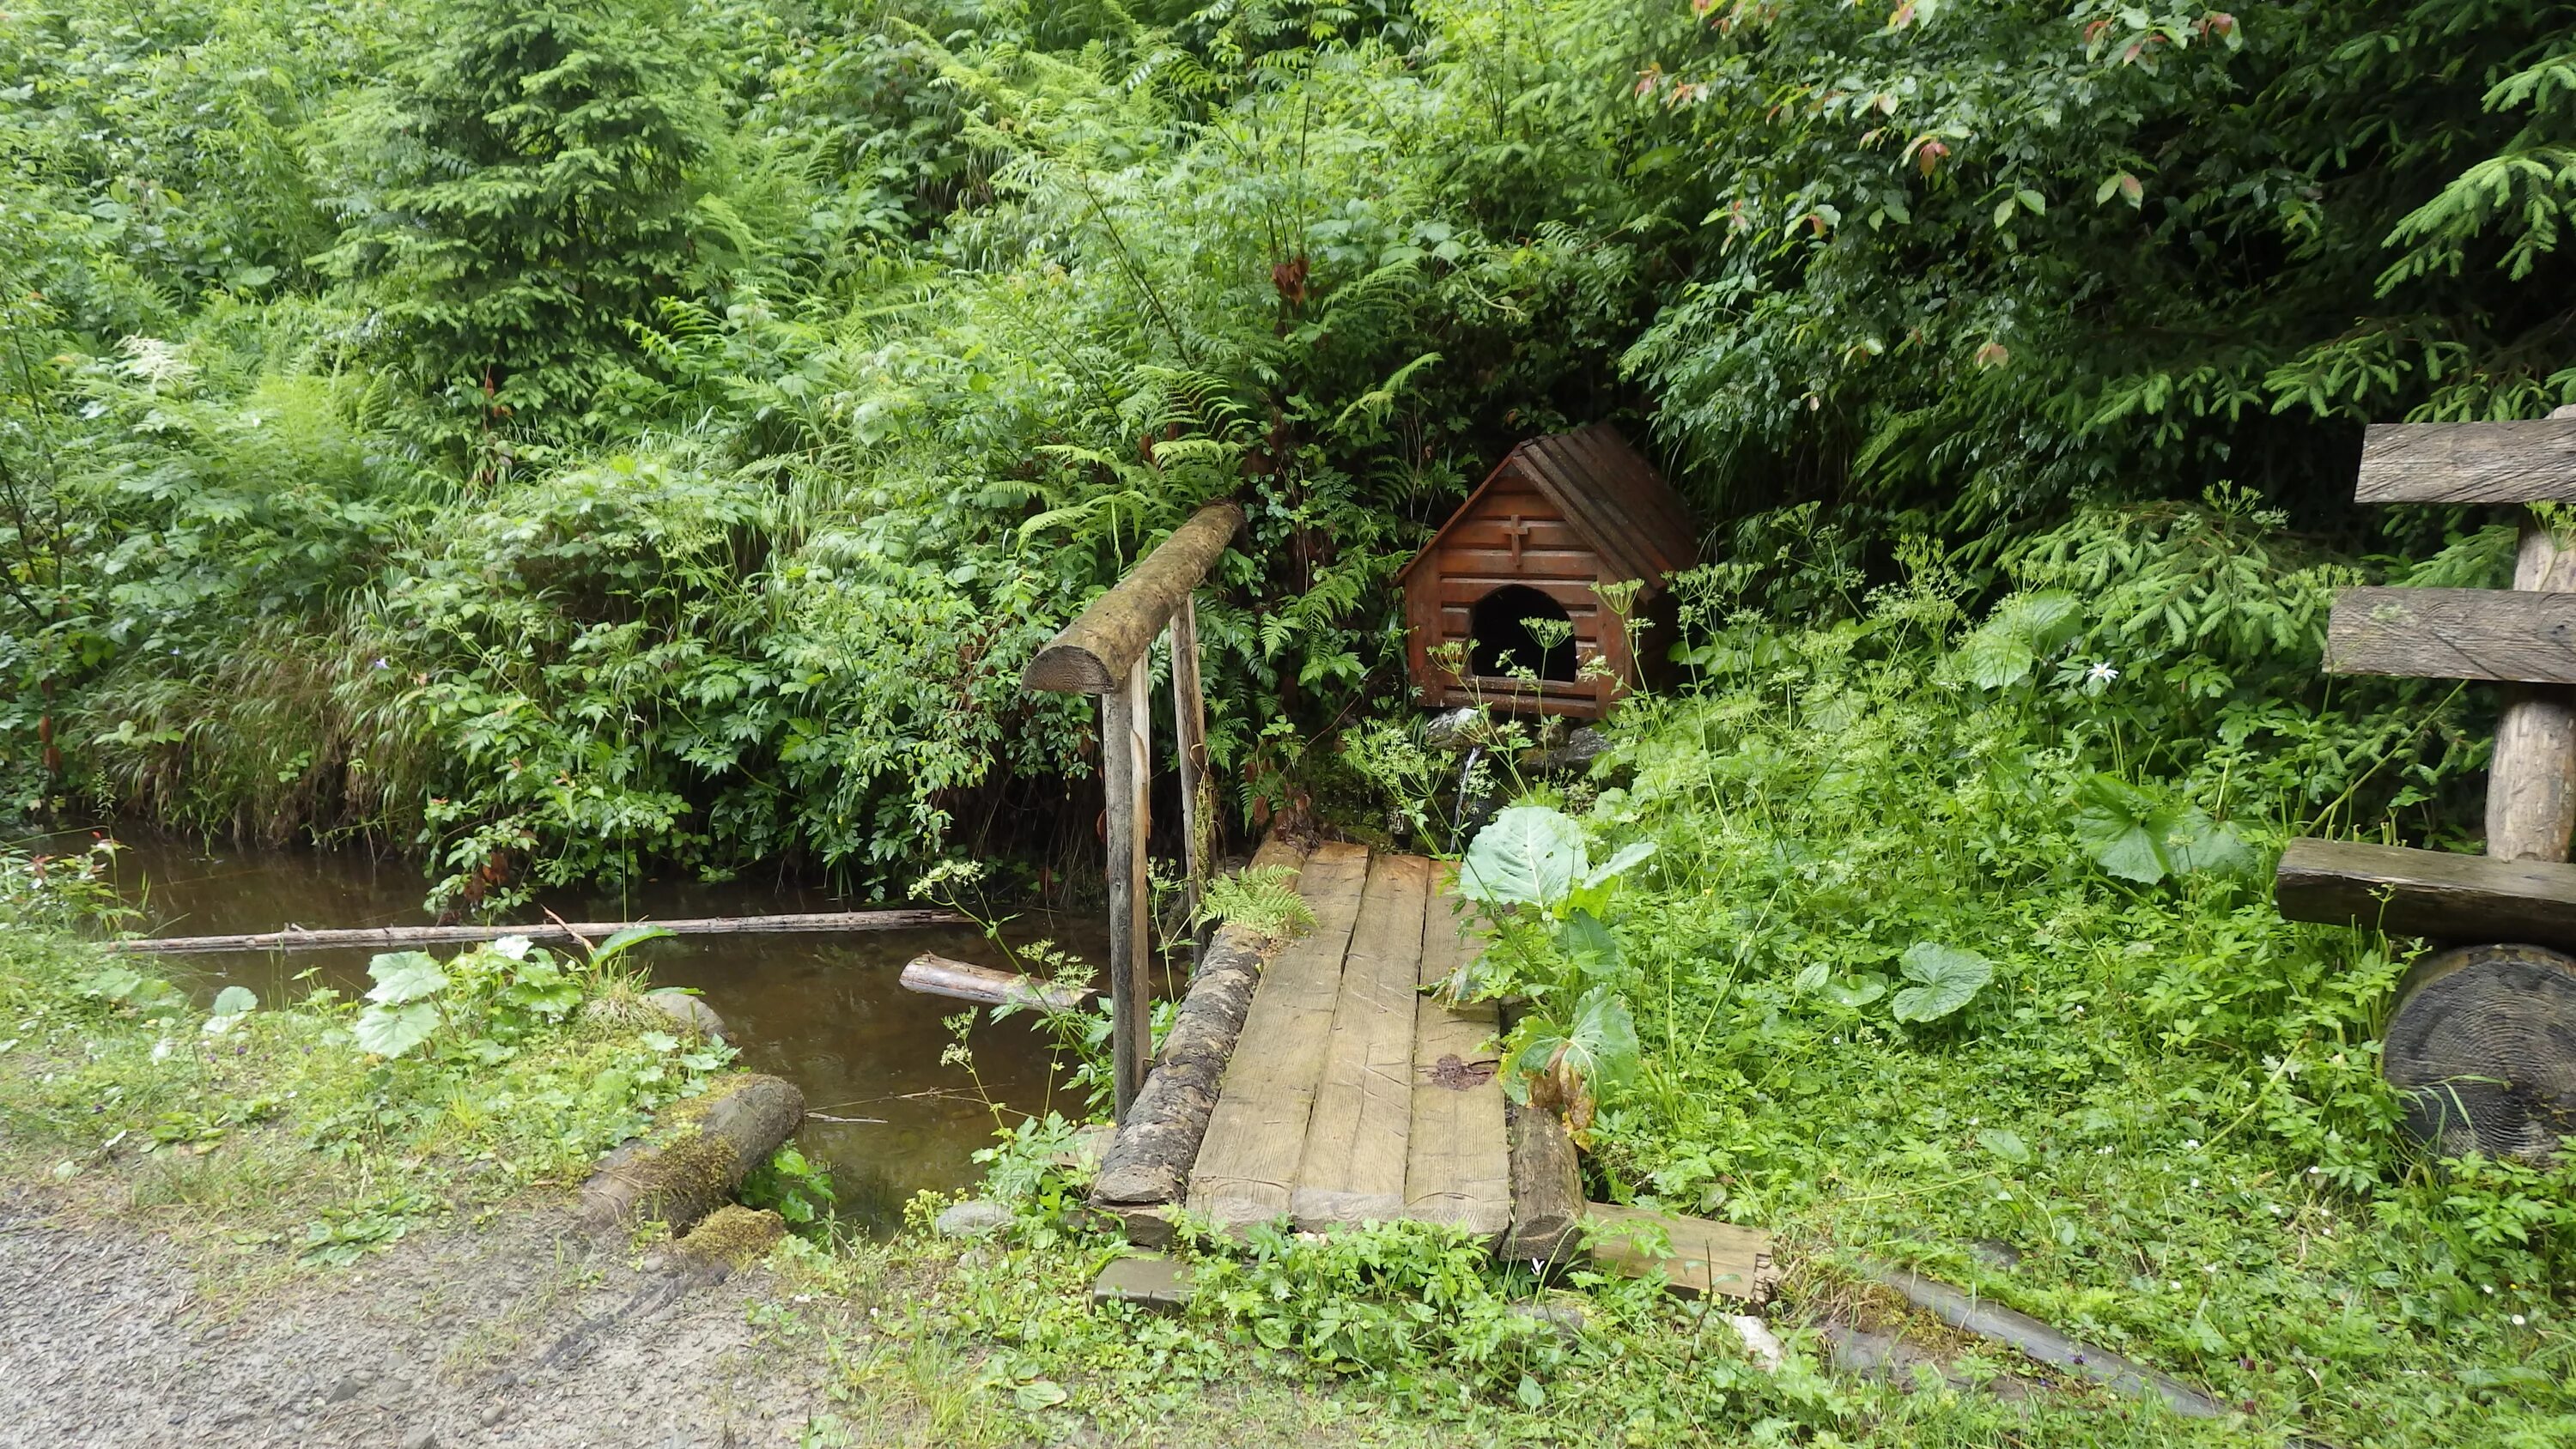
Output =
[
  {"x1": 2275, "y1": 409, "x2": 2576, "y2": 1161},
  {"x1": 1500, "y1": 514, "x2": 1532, "y2": 566}
]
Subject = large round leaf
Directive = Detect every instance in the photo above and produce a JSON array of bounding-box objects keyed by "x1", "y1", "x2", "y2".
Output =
[
  {"x1": 1459, "y1": 805, "x2": 1586, "y2": 908},
  {"x1": 1890, "y1": 943, "x2": 1993, "y2": 1023}
]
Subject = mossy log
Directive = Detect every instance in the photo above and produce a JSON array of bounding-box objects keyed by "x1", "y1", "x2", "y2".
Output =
[
  {"x1": 1092, "y1": 835, "x2": 1308, "y2": 1240},
  {"x1": 579, "y1": 1073, "x2": 805, "y2": 1234}
]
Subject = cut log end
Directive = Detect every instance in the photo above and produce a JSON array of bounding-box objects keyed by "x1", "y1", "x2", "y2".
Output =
[{"x1": 2388, "y1": 943, "x2": 2576, "y2": 1162}]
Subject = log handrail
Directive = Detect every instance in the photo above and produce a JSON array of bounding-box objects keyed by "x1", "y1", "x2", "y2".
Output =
[
  {"x1": 1021, "y1": 502, "x2": 1244, "y2": 694},
  {"x1": 1019, "y1": 499, "x2": 1241, "y2": 1119}
]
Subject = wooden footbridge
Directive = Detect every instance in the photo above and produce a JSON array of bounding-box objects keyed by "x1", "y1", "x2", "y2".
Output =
[{"x1": 1017, "y1": 502, "x2": 1774, "y2": 1301}]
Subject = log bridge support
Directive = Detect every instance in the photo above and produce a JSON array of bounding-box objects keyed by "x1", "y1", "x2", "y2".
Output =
[
  {"x1": 1021, "y1": 501, "x2": 1242, "y2": 1120},
  {"x1": 2276, "y1": 410, "x2": 2576, "y2": 1158}
]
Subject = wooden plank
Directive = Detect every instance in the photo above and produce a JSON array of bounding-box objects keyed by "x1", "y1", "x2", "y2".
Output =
[
  {"x1": 1404, "y1": 876, "x2": 1510, "y2": 1245},
  {"x1": 1585, "y1": 1203, "x2": 1777, "y2": 1303},
  {"x1": 2325, "y1": 586, "x2": 2576, "y2": 683},
  {"x1": 1102, "y1": 664, "x2": 1152, "y2": 1119},
  {"x1": 2355, "y1": 420, "x2": 2576, "y2": 504},
  {"x1": 2275, "y1": 836, "x2": 2576, "y2": 948},
  {"x1": 1188, "y1": 844, "x2": 1370, "y2": 1230},
  {"x1": 1094, "y1": 834, "x2": 1310, "y2": 1221},
  {"x1": 1291, "y1": 853, "x2": 1431, "y2": 1229}
]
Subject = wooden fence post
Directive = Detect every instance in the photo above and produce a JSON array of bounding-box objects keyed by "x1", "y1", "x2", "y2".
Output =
[
  {"x1": 1169, "y1": 596, "x2": 1212, "y2": 949},
  {"x1": 1103, "y1": 661, "x2": 1155, "y2": 1117}
]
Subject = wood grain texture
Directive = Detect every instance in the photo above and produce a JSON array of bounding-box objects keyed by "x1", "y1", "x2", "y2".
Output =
[
  {"x1": 2488, "y1": 520, "x2": 2576, "y2": 860},
  {"x1": 1188, "y1": 843, "x2": 1370, "y2": 1230},
  {"x1": 2324, "y1": 586, "x2": 2576, "y2": 683},
  {"x1": 1291, "y1": 853, "x2": 1431, "y2": 1228},
  {"x1": 1023, "y1": 502, "x2": 1243, "y2": 693},
  {"x1": 2385, "y1": 943, "x2": 2576, "y2": 1161},
  {"x1": 1167, "y1": 597, "x2": 1212, "y2": 931},
  {"x1": 1404, "y1": 878, "x2": 1510, "y2": 1245},
  {"x1": 2355, "y1": 420, "x2": 2576, "y2": 504},
  {"x1": 1583, "y1": 1203, "x2": 1777, "y2": 1304},
  {"x1": 1091, "y1": 834, "x2": 1309, "y2": 1218},
  {"x1": 1502, "y1": 1099, "x2": 1584, "y2": 1264},
  {"x1": 2275, "y1": 836, "x2": 2576, "y2": 949},
  {"x1": 1102, "y1": 664, "x2": 1152, "y2": 1119}
]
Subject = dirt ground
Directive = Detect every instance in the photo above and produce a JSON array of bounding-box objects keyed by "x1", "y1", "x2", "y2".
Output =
[{"x1": 0, "y1": 1187, "x2": 830, "y2": 1449}]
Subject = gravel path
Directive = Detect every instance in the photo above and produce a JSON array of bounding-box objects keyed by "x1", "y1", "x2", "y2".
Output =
[{"x1": 0, "y1": 1189, "x2": 828, "y2": 1449}]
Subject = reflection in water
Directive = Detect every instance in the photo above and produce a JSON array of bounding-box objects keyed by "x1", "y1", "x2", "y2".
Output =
[{"x1": 64, "y1": 831, "x2": 1097, "y2": 1235}]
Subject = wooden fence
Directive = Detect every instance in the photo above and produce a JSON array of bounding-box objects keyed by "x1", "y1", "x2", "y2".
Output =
[{"x1": 1023, "y1": 501, "x2": 1242, "y2": 1118}]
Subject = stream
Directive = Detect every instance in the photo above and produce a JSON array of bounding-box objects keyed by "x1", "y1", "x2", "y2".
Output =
[{"x1": 46, "y1": 830, "x2": 1100, "y2": 1234}]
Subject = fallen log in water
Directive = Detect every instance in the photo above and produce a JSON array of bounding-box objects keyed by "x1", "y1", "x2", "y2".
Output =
[
  {"x1": 900, "y1": 953, "x2": 1096, "y2": 1010},
  {"x1": 106, "y1": 908, "x2": 965, "y2": 955}
]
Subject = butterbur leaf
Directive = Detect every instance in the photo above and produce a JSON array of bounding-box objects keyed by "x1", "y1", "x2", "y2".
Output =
[
  {"x1": 1826, "y1": 971, "x2": 1889, "y2": 1009},
  {"x1": 366, "y1": 951, "x2": 447, "y2": 1005},
  {"x1": 1952, "y1": 591, "x2": 2079, "y2": 688},
  {"x1": 1556, "y1": 909, "x2": 1622, "y2": 976},
  {"x1": 1565, "y1": 985, "x2": 1642, "y2": 1092},
  {"x1": 355, "y1": 1002, "x2": 440, "y2": 1058},
  {"x1": 1581, "y1": 840, "x2": 1656, "y2": 891},
  {"x1": 1793, "y1": 962, "x2": 1831, "y2": 993},
  {"x1": 1891, "y1": 943, "x2": 1992, "y2": 1022},
  {"x1": 1012, "y1": 1380, "x2": 1068, "y2": 1411},
  {"x1": 2072, "y1": 774, "x2": 2251, "y2": 883},
  {"x1": 1977, "y1": 1127, "x2": 2031, "y2": 1164},
  {"x1": 1461, "y1": 805, "x2": 1586, "y2": 908},
  {"x1": 209, "y1": 985, "x2": 257, "y2": 1017}
]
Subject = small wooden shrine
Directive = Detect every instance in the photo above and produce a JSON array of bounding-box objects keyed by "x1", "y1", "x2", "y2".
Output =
[{"x1": 1396, "y1": 425, "x2": 1692, "y2": 718}]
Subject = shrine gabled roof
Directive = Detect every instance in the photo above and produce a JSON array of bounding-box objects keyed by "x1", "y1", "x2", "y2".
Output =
[{"x1": 1396, "y1": 424, "x2": 1695, "y2": 591}]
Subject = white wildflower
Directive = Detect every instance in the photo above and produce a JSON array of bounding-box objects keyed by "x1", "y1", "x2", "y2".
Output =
[{"x1": 491, "y1": 935, "x2": 533, "y2": 961}]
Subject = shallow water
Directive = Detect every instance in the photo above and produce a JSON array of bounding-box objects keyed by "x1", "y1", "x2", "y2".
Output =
[{"x1": 47, "y1": 831, "x2": 1104, "y2": 1234}]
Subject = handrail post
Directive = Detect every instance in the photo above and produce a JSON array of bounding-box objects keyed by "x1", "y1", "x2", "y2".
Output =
[
  {"x1": 1019, "y1": 500, "x2": 1244, "y2": 1124},
  {"x1": 1102, "y1": 663, "x2": 1153, "y2": 1117},
  {"x1": 1168, "y1": 596, "x2": 1212, "y2": 955}
]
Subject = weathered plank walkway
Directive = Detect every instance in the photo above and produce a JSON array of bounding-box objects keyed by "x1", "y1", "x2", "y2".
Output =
[
  {"x1": 1094, "y1": 838, "x2": 1777, "y2": 1305},
  {"x1": 1188, "y1": 842, "x2": 1514, "y2": 1243}
]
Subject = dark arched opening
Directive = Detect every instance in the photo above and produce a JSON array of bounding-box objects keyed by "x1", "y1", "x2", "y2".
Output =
[{"x1": 1469, "y1": 585, "x2": 1577, "y2": 681}]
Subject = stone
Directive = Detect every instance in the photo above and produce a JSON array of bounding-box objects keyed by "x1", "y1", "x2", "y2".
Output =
[
  {"x1": 677, "y1": 1204, "x2": 787, "y2": 1267},
  {"x1": 646, "y1": 990, "x2": 726, "y2": 1038},
  {"x1": 480, "y1": 1404, "x2": 507, "y2": 1428},
  {"x1": 1967, "y1": 1238, "x2": 2022, "y2": 1272},
  {"x1": 1090, "y1": 1255, "x2": 1193, "y2": 1313},
  {"x1": 324, "y1": 1374, "x2": 371, "y2": 1404},
  {"x1": 400, "y1": 1431, "x2": 438, "y2": 1449},
  {"x1": 933, "y1": 1199, "x2": 1013, "y2": 1239},
  {"x1": 1505, "y1": 1301, "x2": 1588, "y2": 1347},
  {"x1": 1728, "y1": 1313, "x2": 1784, "y2": 1372}
]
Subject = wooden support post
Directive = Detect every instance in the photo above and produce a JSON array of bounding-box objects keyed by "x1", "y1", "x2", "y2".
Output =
[
  {"x1": 1168, "y1": 596, "x2": 1212, "y2": 949},
  {"x1": 1103, "y1": 663, "x2": 1154, "y2": 1119},
  {"x1": 2490, "y1": 414, "x2": 2576, "y2": 861}
]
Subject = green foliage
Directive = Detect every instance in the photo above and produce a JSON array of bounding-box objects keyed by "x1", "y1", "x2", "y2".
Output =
[
  {"x1": 1191, "y1": 863, "x2": 1315, "y2": 943},
  {"x1": 1887, "y1": 943, "x2": 1993, "y2": 1025},
  {"x1": 740, "y1": 1143, "x2": 838, "y2": 1233},
  {"x1": 313, "y1": 0, "x2": 719, "y2": 443}
]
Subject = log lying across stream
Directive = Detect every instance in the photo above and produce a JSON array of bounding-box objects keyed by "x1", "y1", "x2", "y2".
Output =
[
  {"x1": 900, "y1": 953, "x2": 1097, "y2": 1010},
  {"x1": 106, "y1": 908, "x2": 967, "y2": 955}
]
